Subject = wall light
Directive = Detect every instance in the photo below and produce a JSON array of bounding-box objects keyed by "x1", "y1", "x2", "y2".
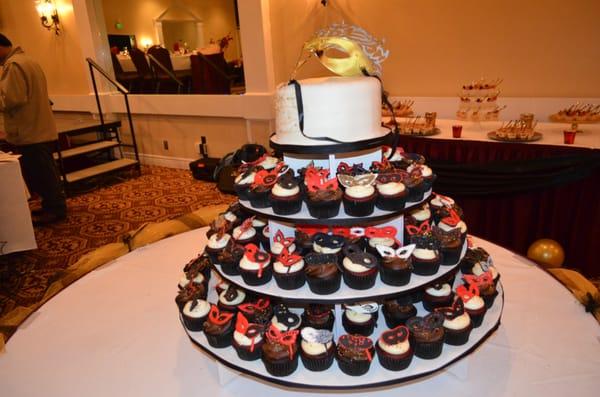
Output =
[
  {"x1": 35, "y1": 0, "x2": 61, "y2": 35},
  {"x1": 140, "y1": 38, "x2": 153, "y2": 50}
]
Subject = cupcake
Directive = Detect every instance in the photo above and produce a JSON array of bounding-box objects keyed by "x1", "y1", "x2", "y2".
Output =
[
  {"x1": 175, "y1": 282, "x2": 207, "y2": 312},
  {"x1": 214, "y1": 277, "x2": 230, "y2": 296},
  {"x1": 232, "y1": 218, "x2": 258, "y2": 246},
  {"x1": 463, "y1": 272, "x2": 498, "y2": 309},
  {"x1": 305, "y1": 167, "x2": 343, "y2": 219},
  {"x1": 233, "y1": 312, "x2": 265, "y2": 361},
  {"x1": 472, "y1": 259, "x2": 500, "y2": 287},
  {"x1": 406, "y1": 312, "x2": 445, "y2": 359},
  {"x1": 301, "y1": 304, "x2": 335, "y2": 331},
  {"x1": 422, "y1": 283, "x2": 454, "y2": 312},
  {"x1": 376, "y1": 243, "x2": 414, "y2": 286},
  {"x1": 429, "y1": 194, "x2": 455, "y2": 223},
  {"x1": 270, "y1": 304, "x2": 302, "y2": 332},
  {"x1": 434, "y1": 298, "x2": 472, "y2": 346},
  {"x1": 262, "y1": 324, "x2": 300, "y2": 376},
  {"x1": 375, "y1": 172, "x2": 408, "y2": 211},
  {"x1": 304, "y1": 253, "x2": 342, "y2": 295},
  {"x1": 222, "y1": 210, "x2": 241, "y2": 228},
  {"x1": 407, "y1": 163, "x2": 434, "y2": 191},
  {"x1": 376, "y1": 325, "x2": 414, "y2": 371},
  {"x1": 252, "y1": 217, "x2": 268, "y2": 237},
  {"x1": 239, "y1": 243, "x2": 272, "y2": 286},
  {"x1": 456, "y1": 284, "x2": 487, "y2": 328},
  {"x1": 312, "y1": 233, "x2": 345, "y2": 255},
  {"x1": 216, "y1": 243, "x2": 244, "y2": 276},
  {"x1": 205, "y1": 231, "x2": 233, "y2": 263},
  {"x1": 300, "y1": 327, "x2": 335, "y2": 371},
  {"x1": 338, "y1": 173, "x2": 378, "y2": 217},
  {"x1": 233, "y1": 166, "x2": 258, "y2": 201},
  {"x1": 183, "y1": 253, "x2": 212, "y2": 280},
  {"x1": 341, "y1": 245, "x2": 379, "y2": 289},
  {"x1": 342, "y1": 302, "x2": 379, "y2": 336},
  {"x1": 403, "y1": 171, "x2": 425, "y2": 203},
  {"x1": 248, "y1": 168, "x2": 278, "y2": 208},
  {"x1": 365, "y1": 225, "x2": 398, "y2": 257},
  {"x1": 409, "y1": 233, "x2": 442, "y2": 276},
  {"x1": 432, "y1": 226, "x2": 463, "y2": 266},
  {"x1": 238, "y1": 298, "x2": 273, "y2": 325},
  {"x1": 203, "y1": 304, "x2": 235, "y2": 348},
  {"x1": 181, "y1": 298, "x2": 211, "y2": 332},
  {"x1": 270, "y1": 171, "x2": 302, "y2": 215},
  {"x1": 217, "y1": 286, "x2": 246, "y2": 313},
  {"x1": 382, "y1": 295, "x2": 417, "y2": 328},
  {"x1": 271, "y1": 230, "x2": 297, "y2": 256},
  {"x1": 344, "y1": 227, "x2": 367, "y2": 250},
  {"x1": 273, "y1": 247, "x2": 306, "y2": 290},
  {"x1": 404, "y1": 204, "x2": 432, "y2": 243},
  {"x1": 336, "y1": 334, "x2": 375, "y2": 376},
  {"x1": 437, "y1": 208, "x2": 468, "y2": 244},
  {"x1": 382, "y1": 145, "x2": 405, "y2": 162},
  {"x1": 294, "y1": 228, "x2": 315, "y2": 255},
  {"x1": 178, "y1": 268, "x2": 206, "y2": 290}
]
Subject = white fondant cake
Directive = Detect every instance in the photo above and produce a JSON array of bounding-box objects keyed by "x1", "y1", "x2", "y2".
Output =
[{"x1": 272, "y1": 76, "x2": 389, "y2": 146}]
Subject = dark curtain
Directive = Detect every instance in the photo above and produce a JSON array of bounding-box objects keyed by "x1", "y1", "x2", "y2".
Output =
[{"x1": 398, "y1": 136, "x2": 600, "y2": 277}]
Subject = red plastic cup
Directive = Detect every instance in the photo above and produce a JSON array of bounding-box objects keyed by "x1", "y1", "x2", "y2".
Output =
[
  {"x1": 452, "y1": 125, "x2": 463, "y2": 138},
  {"x1": 563, "y1": 130, "x2": 576, "y2": 144}
]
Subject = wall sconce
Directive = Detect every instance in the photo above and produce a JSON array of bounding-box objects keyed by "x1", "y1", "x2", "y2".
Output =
[
  {"x1": 140, "y1": 38, "x2": 153, "y2": 50},
  {"x1": 35, "y1": 0, "x2": 61, "y2": 35}
]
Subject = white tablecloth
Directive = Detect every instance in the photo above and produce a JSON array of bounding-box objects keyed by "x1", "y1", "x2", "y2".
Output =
[
  {"x1": 0, "y1": 228, "x2": 598, "y2": 396},
  {"x1": 384, "y1": 118, "x2": 600, "y2": 149},
  {"x1": 117, "y1": 53, "x2": 191, "y2": 73},
  {"x1": 0, "y1": 156, "x2": 36, "y2": 255}
]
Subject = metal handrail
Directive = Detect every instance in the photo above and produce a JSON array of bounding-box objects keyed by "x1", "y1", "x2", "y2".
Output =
[
  {"x1": 147, "y1": 53, "x2": 184, "y2": 87},
  {"x1": 84, "y1": 57, "x2": 140, "y2": 174}
]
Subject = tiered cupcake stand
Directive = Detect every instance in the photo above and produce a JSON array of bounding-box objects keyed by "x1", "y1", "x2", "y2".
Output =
[{"x1": 180, "y1": 138, "x2": 504, "y2": 390}]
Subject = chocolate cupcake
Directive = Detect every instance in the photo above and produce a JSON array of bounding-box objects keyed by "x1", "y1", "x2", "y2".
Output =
[
  {"x1": 409, "y1": 234, "x2": 442, "y2": 276},
  {"x1": 182, "y1": 253, "x2": 212, "y2": 280},
  {"x1": 342, "y1": 302, "x2": 379, "y2": 336},
  {"x1": 463, "y1": 272, "x2": 498, "y2": 309},
  {"x1": 365, "y1": 225, "x2": 398, "y2": 258},
  {"x1": 270, "y1": 304, "x2": 302, "y2": 332},
  {"x1": 216, "y1": 243, "x2": 244, "y2": 276},
  {"x1": 435, "y1": 298, "x2": 473, "y2": 346},
  {"x1": 217, "y1": 286, "x2": 246, "y2": 313},
  {"x1": 375, "y1": 172, "x2": 408, "y2": 211},
  {"x1": 433, "y1": 226, "x2": 463, "y2": 266},
  {"x1": 301, "y1": 305, "x2": 335, "y2": 331},
  {"x1": 376, "y1": 325, "x2": 414, "y2": 371},
  {"x1": 205, "y1": 232, "x2": 233, "y2": 263},
  {"x1": 406, "y1": 312, "x2": 445, "y2": 359},
  {"x1": 248, "y1": 168, "x2": 277, "y2": 208},
  {"x1": 262, "y1": 324, "x2": 300, "y2": 376},
  {"x1": 459, "y1": 247, "x2": 490, "y2": 274},
  {"x1": 294, "y1": 228, "x2": 314, "y2": 255},
  {"x1": 270, "y1": 171, "x2": 302, "y2": 215},
  {"x1": 437, "y1": 208, "x2": 468, "y2": 244},
  {"x1": 376, "y1": 244, "x2": 414, "y2": 286},
  {"x1": 270, "y1": 230, "x2": 297, "y2": 256},
  {"x1": 305, "y1": 168, "x2": 342, "y2": 219},
  {"x1": 304, "y1": 253, "x2": 342, "y2": 295},
  {"x1": 232, "y1": 218, "x2": 258, "y2": 246},
  {"x1": 300, "y1": 327, "x2": 335, "y2": 371},
  {"x1": 336, "y1": 334, "x2": 375, "y2": 376},
  {"x1": 382, "y1": 295, "x2": 417, "y2": 328},
  {"x1": 175, "y1": 282, "x2": 207, "y2": 312},
  {"x1": 403, "y1": 171, "x2": 425, "y2": 203},
  {"x1": 423, "y1": 283, "x2": 454, "y2": 312},
  {"x1": 233, "y1": 167, "x2": 257, "y2": 201},
  {"x1": 233, "y1": 312, "x2": 265, "y2": 361},
  {"x1": 404, "y1": 204, "x2": 432, "y2": 243},
  {"x1": 341, "y1": 245, "x2": 379, "y2": 289},
  {"x1": 408, "y1": 163, "x2": 434, "y2": 191},
  {"x1": 273, "y1": 247, "x2": 306, "y2": 290},
  {"x1": 214, "y1": 277, "x2": 230, "y2": 296},
  {"x1": 203, "y1": 304, "x2": 235, "y2": 348},
  {"x1": 238, "y1": 298, "x2": 273, "y2": 325},
  {"x1": 178, "y1": 269, "x2": 206, "y2": 290},
  {"x1": 338, "y1": 173, "x2": 378, "y2": 217},
  {"x1": 456, "y1": 284, "x2": 487, "y2": 328},
  {"x1": 472, "y1": 260, "x2": 500, "y2": 287},
  {"x1": 312, "y1": 233, "x2": 345, "y2": 256},
  {"x1": 181, "y1": 298, "x2": 211, "y2": 332},
  {"x1": 429, "y1": 194, "x2": 456, "y2": 223},
  {"x1": 239, "y1": 243, "x2": 272, "y2": 286}
]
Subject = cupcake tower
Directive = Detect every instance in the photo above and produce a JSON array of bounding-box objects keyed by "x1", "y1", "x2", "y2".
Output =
[{"x1": 177, "y1": 143, "x2": 505, "y2": 389}]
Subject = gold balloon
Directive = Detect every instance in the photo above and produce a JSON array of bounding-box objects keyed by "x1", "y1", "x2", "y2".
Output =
[
  {"x1": 303, "y1": 36, "x2": 376, "y2": 77},
  {"x1": 527, "y1": 239, "x2": 565, "y2": 268}
]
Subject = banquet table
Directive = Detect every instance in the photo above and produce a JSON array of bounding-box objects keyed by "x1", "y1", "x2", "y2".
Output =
[
  {"x1": 117, "y1": 52, "x2": 192, "y2": 72},
  {"x1": 0, "y1": 154, "x2": 36, "y2": 255},
  {"x1": 1, "y1": 227, "x2": 598, "y2": 397}
]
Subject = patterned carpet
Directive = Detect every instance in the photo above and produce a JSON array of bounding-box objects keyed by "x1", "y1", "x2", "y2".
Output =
[{"x1": 0, "y1": 165, "x2": 234, "y2": 322}]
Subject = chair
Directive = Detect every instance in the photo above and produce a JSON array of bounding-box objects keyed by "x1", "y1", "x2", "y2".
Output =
[
  {"x1": 110, "y1": 52, "x2": 139, "y2": 92},
  {"x1": 129, "y1": 47, "x2": 155, "y2": 93},
  {"x1": 190, "y1": 52, "x2": 231, "y2": 95},
  {"x1": 147, "y1": 45, "x2": 190, "y2": 93}
]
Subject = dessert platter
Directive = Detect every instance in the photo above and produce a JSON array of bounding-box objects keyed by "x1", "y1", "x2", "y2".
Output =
[
  {"x1": 487, "y1": 119, "x2": 542, "y2": 142},
  {"x1": 381, "y1": 99, "x2": 415, "y2": 118},
  {"x1": 457, "y1": 78, "x2": 505, "y2": 122},
  {"x1": 176, "y1": 24, "x2": 504, "y2": 390},
  {"x1": 383, "y1": 113, "x2": 441, "y2": 137},
  {"x1": 549, "y1": 103, "x2": 600, "y2": 131}
]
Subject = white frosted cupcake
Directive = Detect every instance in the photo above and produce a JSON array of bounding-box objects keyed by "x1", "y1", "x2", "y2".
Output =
[
  {"x1": 376, "y1": 325, "x2": 413, "y2": 371},
  {"x1": 182, "y1": 299, "x2": 211, "y2": 331},
  {"x1": 343, "y1": 184, "x2": 377, "y2": 217}
]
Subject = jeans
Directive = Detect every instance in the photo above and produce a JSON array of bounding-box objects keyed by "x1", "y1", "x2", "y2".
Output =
[{"x1": 17, "y1": 141, "x2": 67, "y2": 217}]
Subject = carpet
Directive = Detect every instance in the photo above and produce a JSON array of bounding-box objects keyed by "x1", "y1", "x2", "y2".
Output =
[{"x1": 0, "y1": 165, "x2": 235, "y2": 344}]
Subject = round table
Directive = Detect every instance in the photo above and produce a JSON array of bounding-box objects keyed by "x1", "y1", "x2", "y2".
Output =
[{"x1": 1, "y1": 228, "x2": 598, "y2": 396}]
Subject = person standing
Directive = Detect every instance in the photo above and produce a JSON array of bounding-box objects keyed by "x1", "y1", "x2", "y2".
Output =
[{"x1": 0, "y1": 33, "x2": 66, "y2": 225}]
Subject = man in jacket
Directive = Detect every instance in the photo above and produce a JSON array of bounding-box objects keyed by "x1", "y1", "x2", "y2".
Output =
[{"x1": 0, "y1": 33, "x2": 66, "y2": 224}]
